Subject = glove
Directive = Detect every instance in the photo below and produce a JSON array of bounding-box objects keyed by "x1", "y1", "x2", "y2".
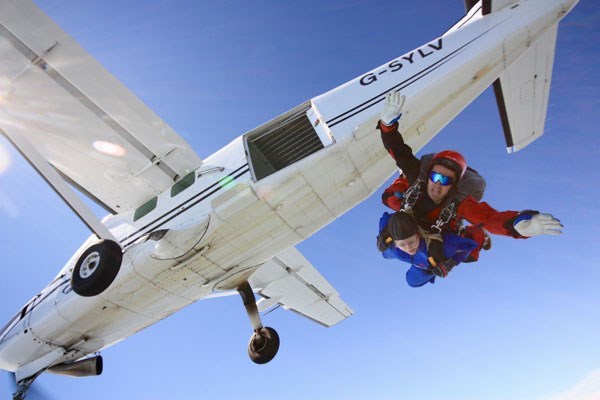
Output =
[
  {"x1": 428, "y1": 258, "x2": 457, "y2": 278},
  {"x1": 427, "y1": 240, "x2": 457, "y2": 278},
  {"x1": 380, "y1": 91, "x2": 406, "y2": 126},
  {"x1": 513, "y1": 211, "x2": 563, "y2": 237}
]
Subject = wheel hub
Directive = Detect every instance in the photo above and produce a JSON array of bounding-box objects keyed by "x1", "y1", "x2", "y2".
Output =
[
  {"x1": 250, "y1": 334, "x2": 267, "y2": 352},
  {"x1": 79, "y1": 251, "x2": 101, "y2": 279}
]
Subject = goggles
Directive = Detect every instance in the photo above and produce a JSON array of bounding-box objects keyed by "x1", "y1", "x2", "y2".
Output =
[{"x1": 429, "y1": 171, "x2": 455, "y2": 186}]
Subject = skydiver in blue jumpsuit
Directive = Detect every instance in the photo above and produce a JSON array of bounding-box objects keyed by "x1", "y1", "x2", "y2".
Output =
[{"x1": 378, "y1": 211, "x2": 478, "y2": 287}]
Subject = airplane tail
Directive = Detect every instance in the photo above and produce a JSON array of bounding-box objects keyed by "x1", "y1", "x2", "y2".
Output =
[
  {"x1": 458, "y1": 0, "x2": 560, "y2": 153},
  {"x1": 493, "y1": 23, "x2": 559, "y2": 153}
]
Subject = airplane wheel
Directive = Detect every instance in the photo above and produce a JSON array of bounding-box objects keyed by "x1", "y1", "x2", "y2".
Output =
[
  {"x1": 248, "y1": 327, "x2": 279, "y2": 364},
  {"x1": 71, "y1": 240, "x2": 122, "y2": 297}
]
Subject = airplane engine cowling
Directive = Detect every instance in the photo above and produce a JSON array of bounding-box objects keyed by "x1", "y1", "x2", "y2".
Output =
[{"x1": 47, "y1": 355, "x2": 103, "y2": 377}]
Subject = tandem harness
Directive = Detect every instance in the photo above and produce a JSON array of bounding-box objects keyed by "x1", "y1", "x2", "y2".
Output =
[{"x1": 401, "y1": 153, "x2": 486, "y2": 233}]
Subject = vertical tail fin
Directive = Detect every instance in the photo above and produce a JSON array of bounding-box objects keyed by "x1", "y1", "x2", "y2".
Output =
[{"x1": 492, "y1": 23, "x2": 559, "y2": 152}]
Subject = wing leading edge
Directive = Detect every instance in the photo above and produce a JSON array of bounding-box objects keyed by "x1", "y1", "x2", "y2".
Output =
[{"x1": 0, "y1": 0, "x2": 202, "y2": 213}]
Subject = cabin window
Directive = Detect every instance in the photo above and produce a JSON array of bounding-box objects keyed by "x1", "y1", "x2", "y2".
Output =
[
  {"x1": 171, "y1": 172, "x2": 196, "y2": 197},
  {"x1": 133, "y1": 197, "x2": 158, "y2": 222}
]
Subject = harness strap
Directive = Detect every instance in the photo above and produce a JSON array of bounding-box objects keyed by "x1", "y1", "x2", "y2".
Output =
[
  {"x1": 402, "y1": 178, "x2": 423, "y2": 213},
  {"x1": 403, "y1": 180, "x2": 461, "y2": 233},
  {"x1": 431, "y1": 200, "x2": 459, "y2": 232}
]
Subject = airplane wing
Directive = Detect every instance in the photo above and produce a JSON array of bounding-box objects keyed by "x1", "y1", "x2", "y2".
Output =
[
  {"x1": 249, "y1": 246, "x2": 353, "y2": 327},
  {"x1": 0, "y1": 0, "x2": 202, "y2": 213}
]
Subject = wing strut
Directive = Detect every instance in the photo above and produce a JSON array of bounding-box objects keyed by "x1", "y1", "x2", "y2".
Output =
[{"x1": 1, "y1": 129, "x2": 118, "y2": 243}]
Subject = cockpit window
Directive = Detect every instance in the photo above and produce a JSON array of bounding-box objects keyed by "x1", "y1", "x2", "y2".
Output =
[
  {"x1": 171, "y1": 172, "x2": 195, "y2": 197},
  {"x1": 133, "y1": 197, "x2": 158, "y2": 222}
]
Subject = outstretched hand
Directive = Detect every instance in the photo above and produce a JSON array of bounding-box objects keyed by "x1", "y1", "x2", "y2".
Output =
[
  {"x1": 427, "y1": 240, "x2": 457, "y2": 278},
  {"x1": 514, "y1": 212, "x2": 563, "y2": 237},
  {"x1": 380, "y1": 91, "x2": 406, "y2": 126}
]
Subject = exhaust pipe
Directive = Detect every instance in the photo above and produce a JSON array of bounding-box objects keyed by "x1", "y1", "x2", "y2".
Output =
[{"x1": 47, "y1": 355, "x2": 103, "y2": 378}]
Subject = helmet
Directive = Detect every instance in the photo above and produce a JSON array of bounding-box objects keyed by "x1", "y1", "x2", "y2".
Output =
[
  {"x1": 388, "y1": 212, "x2": 419, "y2": 240},
  {"x1": 430, "y1": 150, "x2": 467, "y2": 180}
]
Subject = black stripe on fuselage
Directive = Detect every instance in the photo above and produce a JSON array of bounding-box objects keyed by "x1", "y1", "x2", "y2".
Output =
[
  {"x1": 326, "y1": 21, "x2": 503, "y2": 128},
  {"x1": 120, "y1": 164, "x2": 250, "y2": 248}
]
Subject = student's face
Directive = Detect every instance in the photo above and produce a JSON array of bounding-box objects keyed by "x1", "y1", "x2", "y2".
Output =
[
  {"x1": 394, "y1": 234, "x2": 420, "y2": 255},
  {"x1": 427, "y1": 164, "x2": 456, "y2": 204}
]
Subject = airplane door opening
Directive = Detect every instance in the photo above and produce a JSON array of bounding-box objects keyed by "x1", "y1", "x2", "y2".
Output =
[{"x1": 244, "y1": 101, "x2": 334, "y2": 181}]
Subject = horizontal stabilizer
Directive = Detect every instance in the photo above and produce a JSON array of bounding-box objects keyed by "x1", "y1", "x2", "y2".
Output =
[
  {"x1": 249, "y1": 247, "x2": 353, "y2": 327},
  {"x1": 493, "y1": 23, "x2": 558, "y2": 153}
]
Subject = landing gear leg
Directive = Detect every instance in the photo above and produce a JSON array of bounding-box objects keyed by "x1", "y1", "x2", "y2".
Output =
[
  {"x1": 12, "y1": 372, "x2": 39, "y2": 400},
  {"x1": 237, "y1": 281, "x2": 279, "y2": 364}
]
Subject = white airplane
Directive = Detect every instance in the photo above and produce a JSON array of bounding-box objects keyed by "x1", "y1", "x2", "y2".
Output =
[{"x1": 0, "y1": 0, "x2": 579, "y2": 398}]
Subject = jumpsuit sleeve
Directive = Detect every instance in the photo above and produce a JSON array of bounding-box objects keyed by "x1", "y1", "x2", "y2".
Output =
[
  {"x1": 381, "y1": 176, "x2": 409, "y2": 211},
  {"x1": 442, "y1": 233, "x2": 478, "y2": 263},
  {"x1": 381, "y1": 248, "x2": 397, "y2": 259},
  {"x1": 457, "y1": 196, "x2": 527, "y2": 238},
  {"x1": 378, "y1": 121, "x2": 422, "y2": 183}
]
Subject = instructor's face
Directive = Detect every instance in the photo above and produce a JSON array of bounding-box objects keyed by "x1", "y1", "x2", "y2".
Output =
[{"x1": 427, "y1": 165, "x2": 456, "y2": 204}]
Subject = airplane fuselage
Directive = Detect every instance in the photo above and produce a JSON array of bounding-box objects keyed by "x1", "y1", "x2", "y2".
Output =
[{"x1": 0, "y1": 0, "x2": 577, "y2": 383}]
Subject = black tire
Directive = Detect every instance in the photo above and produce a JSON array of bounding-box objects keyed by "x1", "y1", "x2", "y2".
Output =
[
  {"x1": 71, "y1": 240, "x2": 122, "y2": 297},
  {"x1": 248, "y1": 327, "x2": 280, "y2": 364}
]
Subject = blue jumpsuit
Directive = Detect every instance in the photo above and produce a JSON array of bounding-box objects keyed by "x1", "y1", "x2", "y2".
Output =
[{"x1": 379, "y1": 212, "x2": 478, "y2": 287}]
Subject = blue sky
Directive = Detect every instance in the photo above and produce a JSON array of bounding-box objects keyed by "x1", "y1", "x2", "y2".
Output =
[{"x1": 0, "y1": 1, "x2": 598, "y2": 399}]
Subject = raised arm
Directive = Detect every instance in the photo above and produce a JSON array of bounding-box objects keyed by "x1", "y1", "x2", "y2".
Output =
[{"x1": 378, "y1": 92, "x2": 421, "y2": 183}]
